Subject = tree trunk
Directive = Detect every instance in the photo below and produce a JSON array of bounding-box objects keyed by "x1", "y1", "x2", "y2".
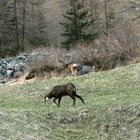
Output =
[
  {"x1": 104, "y1": 0, "x2": 108, "y2": 35},
  {"x1": 31, "y1": 0, "x2": 35, "y2": 42},
  {"x1": 14, "y1": 0, "x2": 20, "y2": 52},
  {"x1": 0, "y1": 31, "x2": 4, "y2": 57},
  {"x1": 21, "y1": 0, "x2": 26, "y2": 52},
  {"x1": 73, "y1": 1, "x2": 79, "y2": 40}
]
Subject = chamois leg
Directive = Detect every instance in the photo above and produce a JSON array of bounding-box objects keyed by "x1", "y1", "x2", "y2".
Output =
[
  {"x1": 53, "y1": 98, "x2": 59, "y2": 107},
  {"x1": 44, "y1": 95, "x2": 47, "y2": 102},
  {"x1": 74, "y1": 94, "x2": 85, "y2": 104},
  {"x1": 69, "y1": 95, "x2": 76, "y2": 106},
  {"x1": 71, "y1": 67, "x2": 74, "y2": 76},
  {"x1": 58, "y1": 97, "x2": 62, "y2": 107}
]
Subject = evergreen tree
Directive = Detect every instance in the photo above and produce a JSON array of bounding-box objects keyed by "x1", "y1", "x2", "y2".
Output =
[{"x1": 61, "y1": 0, "x2": 96, "y2": 49}]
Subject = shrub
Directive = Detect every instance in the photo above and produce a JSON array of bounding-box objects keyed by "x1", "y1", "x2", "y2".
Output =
[{"x1": 75, "y1": 22, "x2": 140, "y2": 71}]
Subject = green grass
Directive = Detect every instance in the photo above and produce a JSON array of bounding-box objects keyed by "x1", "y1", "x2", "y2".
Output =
[{"x1": 0, "y1": 63, "x2": 140, "y2": 140}]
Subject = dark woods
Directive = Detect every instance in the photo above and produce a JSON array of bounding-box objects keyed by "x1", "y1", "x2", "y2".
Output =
[{"x1": 0, "y1": 0, "x2": 48, "y2": 57}]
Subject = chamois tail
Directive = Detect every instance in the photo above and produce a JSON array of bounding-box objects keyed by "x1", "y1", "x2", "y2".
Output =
[{"x1": 74, "y1": 94, "x2": 84, "y2": 104}]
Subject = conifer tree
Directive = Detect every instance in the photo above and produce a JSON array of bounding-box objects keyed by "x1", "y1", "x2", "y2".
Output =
[{"x1": 61, "y1": 0, "x2": 95, "y2": 49}]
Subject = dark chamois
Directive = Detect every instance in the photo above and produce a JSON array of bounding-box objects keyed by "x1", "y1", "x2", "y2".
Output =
[{"x1": 44, "y1": 83, "x2": 84, "y2": 107}]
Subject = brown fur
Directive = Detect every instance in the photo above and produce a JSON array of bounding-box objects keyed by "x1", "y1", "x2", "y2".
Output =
[
  {"x1": 44, "y1": 83, "x2": 84, "y2": 107},
  {"x1": 59, "y1": 60, "x2": 78, "y2": 76},
  {"x1": 66, "y1": 63, "x2": 78, "y2": 76}
]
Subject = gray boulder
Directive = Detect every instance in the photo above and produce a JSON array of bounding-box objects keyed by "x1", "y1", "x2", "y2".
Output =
[
  {"x1": 0, "y1": 53, "x2": 31, "y2": 82},
  {"x1": 6, "y1": 69, "x2": 14, "y2": 79},
  {"x1": 79, "y1": 66, "x2": 92, "y2": 75}
]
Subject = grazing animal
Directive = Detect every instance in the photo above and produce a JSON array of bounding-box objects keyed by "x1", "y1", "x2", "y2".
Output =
[
  {"x1": 59, "y1": 59, "x2": 78, "y2": 76},
  {"x1": 66, "y1": 63, "x2": 78, "y2": 76},
  {"x1": 44, "y1": 83, "x2": 84, "y2": 107}
]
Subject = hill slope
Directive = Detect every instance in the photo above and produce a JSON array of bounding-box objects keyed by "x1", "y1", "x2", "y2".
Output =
[{"x1": 0, "y1": 63, "x2": 140, "y2": 139}]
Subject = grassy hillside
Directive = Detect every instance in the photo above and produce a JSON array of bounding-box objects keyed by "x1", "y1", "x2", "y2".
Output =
[{"x1": 0, "y1": 63, "x2": 140, "y2": 140}]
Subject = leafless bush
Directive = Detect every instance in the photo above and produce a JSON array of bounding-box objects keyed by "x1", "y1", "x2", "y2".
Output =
[
  {"x1": 25, "y1": 47, "x2": 67, "y2": 79},
  {"x1": 76, "y1": 22, "x2": 140, "y2": 71},
  {"x1": 24, "y1": 22, "x2": 140, "y2": 79},
  {"x1": 26, "y1": 47, "x2": 67, "y2": 69}
]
